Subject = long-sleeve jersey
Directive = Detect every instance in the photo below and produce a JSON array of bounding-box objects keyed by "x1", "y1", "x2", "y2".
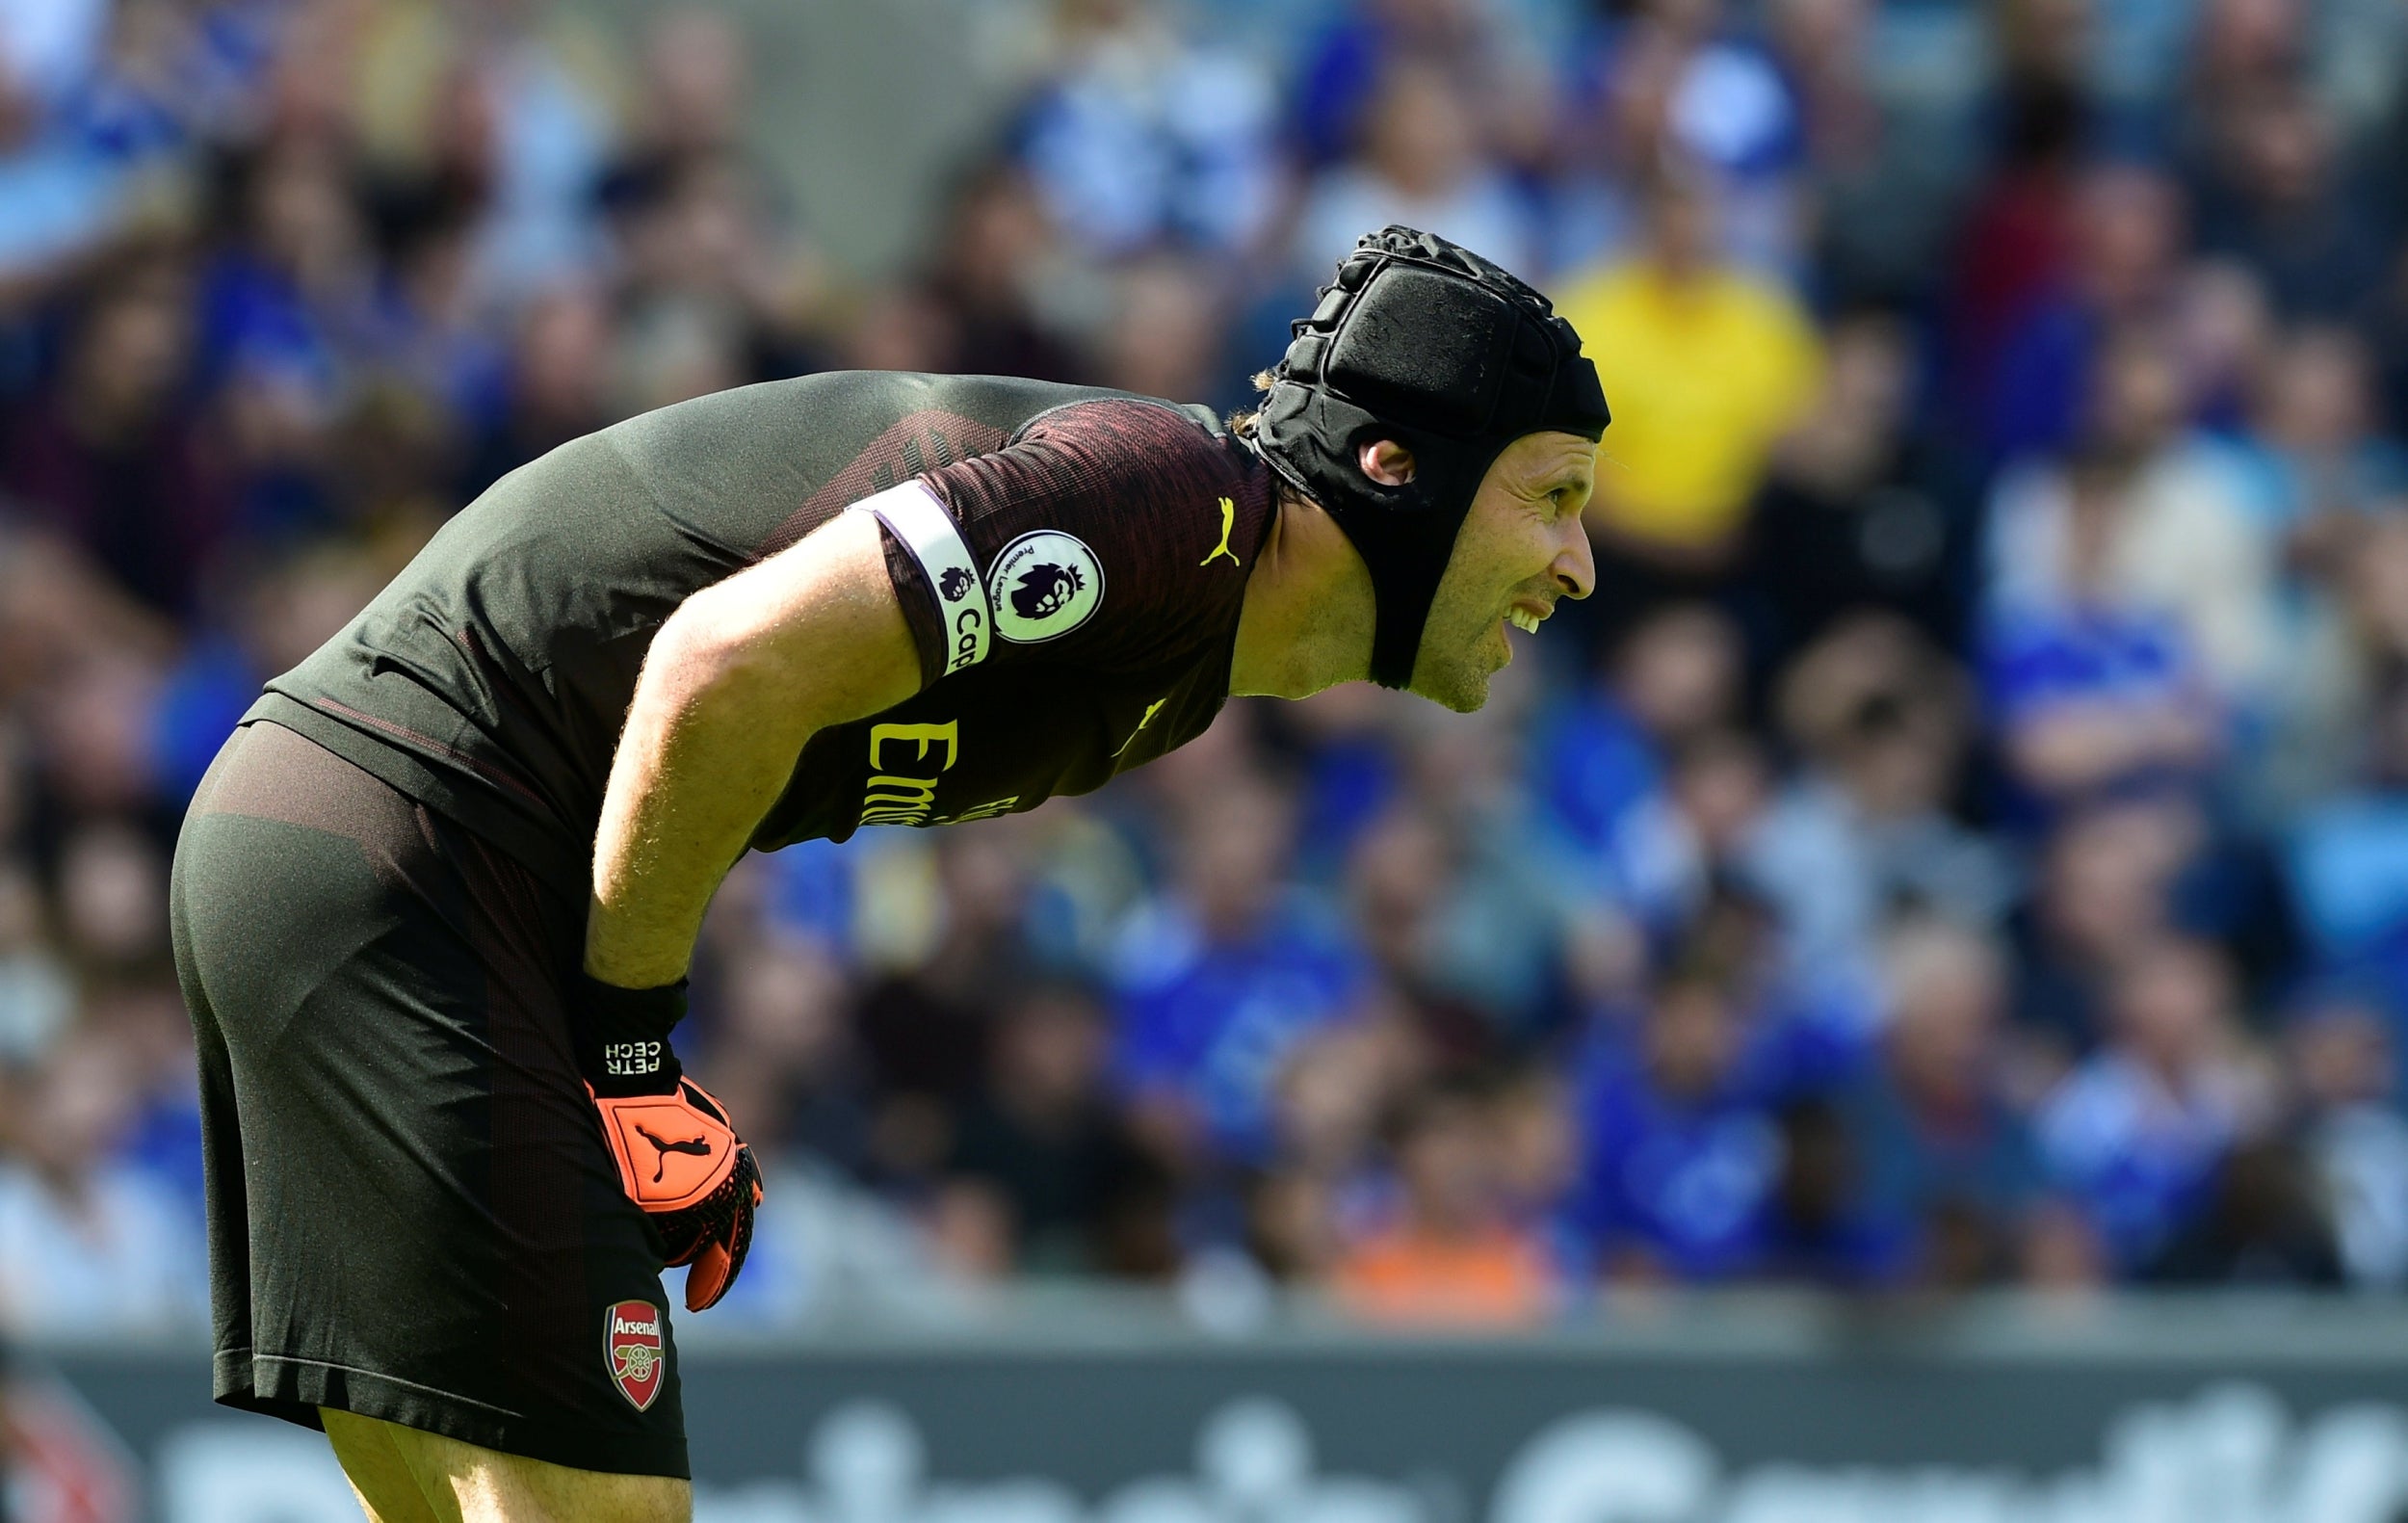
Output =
[{"x1": 246, "y1": 373, "x2": 1280, "y2": 902}]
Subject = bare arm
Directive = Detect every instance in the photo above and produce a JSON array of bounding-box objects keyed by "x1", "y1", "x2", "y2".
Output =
[{"x1": 584, "y1": 510, "x2": 921, "y2": 987}]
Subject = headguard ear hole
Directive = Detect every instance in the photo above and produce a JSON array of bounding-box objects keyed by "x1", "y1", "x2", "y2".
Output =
[{"x1": 1356, "y1": 439, "x2": 1418, "y2": 486}]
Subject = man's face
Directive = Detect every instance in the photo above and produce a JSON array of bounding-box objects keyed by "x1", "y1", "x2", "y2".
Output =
[{"x1": 1408, "y1": 432, "x2": 1598, "y2": 712}]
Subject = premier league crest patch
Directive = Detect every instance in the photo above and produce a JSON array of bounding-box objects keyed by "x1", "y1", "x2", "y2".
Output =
[
  {"x1": 606, "y1": 1300, "x2": 667, "y2": 1411},
  {"x1": 989, "y1": 531, "x2": 1104, "y2": 643}
]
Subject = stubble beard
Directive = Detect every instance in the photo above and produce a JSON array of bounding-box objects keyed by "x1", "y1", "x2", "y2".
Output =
[{"x1": 1407, "y1": 600, "x2": 1507, "y2": 714}]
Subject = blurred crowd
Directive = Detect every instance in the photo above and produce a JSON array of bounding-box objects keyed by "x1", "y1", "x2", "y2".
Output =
[{"x1": 9, "y1": 0, "x2": 2408, "y2": 1336}]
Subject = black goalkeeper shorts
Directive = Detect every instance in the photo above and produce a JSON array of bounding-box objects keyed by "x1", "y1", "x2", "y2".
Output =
[{"x1": 169, "y1": 720, "x2": 689, "y2": 1479}]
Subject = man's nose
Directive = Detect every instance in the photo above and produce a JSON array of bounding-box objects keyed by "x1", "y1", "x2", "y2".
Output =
[{"x1": 1554, "y1": 512, "x2": 1596, "y2": 601}]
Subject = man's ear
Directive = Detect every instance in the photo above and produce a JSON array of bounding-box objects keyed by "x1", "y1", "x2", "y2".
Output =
[{"x1": 1357, "y1": 438, "x2": 1417, "y2": 486}]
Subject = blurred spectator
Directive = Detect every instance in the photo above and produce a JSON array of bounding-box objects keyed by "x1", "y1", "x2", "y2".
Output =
[
  {"x1": 151, "y1": 539, "x2": 383, "y2": 801},
  {"x1": 840, "y1": 283, "x2": 964, "y2": 377},
  {"x1": 622, "y1": 8, "x2": 748, "y2": 164},
  {"x1": 1346, "y1": 804, "x2": 1489, "y2": 1051},
  {"x1": 1557, "y1": 0, "x2": 1809, "y2": 276},
  {"x1": 1943, "y1": 73, "x2": 2091, "y2": 413},
  {"x1": 1334, "y1": 1078, "x2": 1557, "y2": 1326},
  {"x1": 2284, "y1": 988, "x2": 2408, "y2": 1288},
  {"x1": 601, "y1": 17, "x2": 828, "y2": 392},
  {"x1": 1983, "y1": 325, "x2": 2279, "y2": 713},
  {"x1": 1290, "y1": 58, "x2": 1538, "y2": 285},
  {"x1": 1768, "y1": 618, "x2": 2015, "y2": 932},
  {"x1": 2171, "y1": 0, "x2": 2306, "y2": 136},
  {"x1": 347, "y1": 1, "x2": 619, "y2": 302},
  {"x1": 1373, "y1": 695, "x2": 1620, "y2": 1041},
  {"x1": 1771, "y1": 0, "x2": 1964, "y2": 307},
  {"x1": 1246, "y1": 1019, "x2": 1417, "y2": 1283},
  {"x1": 1294, "y1": 0, "x2": 1555, "y2": 173},
  {"x1": 917, "y1": 161, "x2": 1084, "y2": 384},
  {"x1": 2346, "y1": 515, "x2": 2408, "y2": 685},
  {"x1": 1111, "y1": 775, "x2": 1369, "y2": 1170},
  {"x1": 610, "y1": 292, "x2": 746, "y2": 419},
  {"x1": 1639, "y1": 720, "x2": 1898, "y2": 1052},
  {"x1": 195, "y1": 133, "x2": 373, "y2": 433},
  {"x1": 1568, "y1": 969, "x2": 1782, "y2": 1283},
  {"x1": 1845, "y1": 920, "x2": 2047, "y2": 1288},
  {"x1": 2165, "y1": 259, "x2": 2276, "y2": 433},
  {"x1": 2, "y1": 252, "x2": 225, "y2": 615},
  {"x1": 1016, "y1": 0, "x2": 1280, "y2": 261},
  {"x1": 2282, "y1": 679, "x2": 2408, "y2": 1006},
  {"x1": 2010, "y1": 800, "x2": 2195, "y2": 1058},
  {"x1": 1980, "y1": 450, "x2": 2226, "y2": 813},
  {"x1": 1742, "y1": 309, "x2": 1980, "y2": 660},
  {"x1": 2186, "y1": 82, "x2": 2385, "y2": 323},
  {"x1": 0, "y1": 3, "x2": 137, "y2": 286},
  {"x1": 0, "y1": 863, "x2": 70, "y2": 1068},
  {"x1": 1757, "y1": 1096, "x2": 1905, "y2": 1287},
  {"x1": 31, "y1": 643, "x2": 170, "y2": 830},
  {"x1": 1095, "y1": 255, "x2": 1227, "y2": 407},
  {"x1": 2145, "y1": 1135, "x2": 2343, "y2": 1285},
  {"x1": 458, "y1": 279, "x2": 612, "y2": 497},
  {"x1": 1533, "y1": 603, "x2": 1741, "y2": 931},
  {"x1": 945, "y1": 983, "x2": 1172, "y2": 1277},
  {"x1": 0, "y1": 1032, "x2": 203, "y2": 1334},
  {"x1": 2037, "y1": 937, "x2": 2274, "y2": 1272},
  {"x1": 851, "y1": 830, "x2": 1039, "y2": 1186},
  {"x1": 1982, "y1": 165, "x2": 2186, "y2": 465},
  {"x1": 2232, "y1": 327, "x2": 2408, "y2": 531},
  {"x1": 2021, "y1": 1197, "x2": 2112, "y2": 1290},
  {"x1": 55, "y1": 821, "x2": 166, "y2": 982},
  {"x1": 1556, "y1": 167, "x2": 1821, "y2": 592},
  {"x1": 701, "y1": 938, "x2": 872, "y2": 1179},
  {"x1": 1663, "y1": 728, "x2": 1864, "y2": 998},
  {"x1": 2225, "y1": 326, "x2": 2401, "y2": 812},
  {"x1": 1490, "y1": 1063, "x2": 1581, "y2": 1239}
]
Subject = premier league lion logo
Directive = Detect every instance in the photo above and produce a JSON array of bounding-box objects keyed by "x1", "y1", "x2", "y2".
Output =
[
  {"x1": 1009, "y1": 563, "x2": 1086, "y2": 622},
  {"x1": 937, "y1": 566, "x2": 974, "y2": 602},
  {"x1": 988, "y1": 531, "x2": 1102, "y2": 643}
]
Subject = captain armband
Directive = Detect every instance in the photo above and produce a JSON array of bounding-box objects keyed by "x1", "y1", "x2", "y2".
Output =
[{"x1": 849, "y1": 482, "x2": 991, "y2": 676}]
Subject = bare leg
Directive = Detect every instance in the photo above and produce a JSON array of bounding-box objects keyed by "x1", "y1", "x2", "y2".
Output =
[
  {"x1": 322, "y1": 1408, "x2": 692, "y2": 1523},
  {"x1": 323, "y1": 1410, "x2": 446, "y2": 1523}
]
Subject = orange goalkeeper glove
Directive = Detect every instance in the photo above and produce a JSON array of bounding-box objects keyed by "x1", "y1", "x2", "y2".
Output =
[{"x1": 578, "y1": 976, "x2": 763, "y2": 1312}]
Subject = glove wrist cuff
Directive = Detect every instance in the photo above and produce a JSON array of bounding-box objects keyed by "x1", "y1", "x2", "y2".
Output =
[{"x1": 577, "y1": 974, "x2": 687, "y2": 1094}]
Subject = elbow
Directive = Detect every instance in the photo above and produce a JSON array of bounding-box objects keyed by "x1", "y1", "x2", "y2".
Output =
[{"x1": 645, "y1": 588, "x2": 782, "y2": 709}]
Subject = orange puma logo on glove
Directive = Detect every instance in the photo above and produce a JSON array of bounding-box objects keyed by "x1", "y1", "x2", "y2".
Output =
[
  {"x1": 633, "y1": 1123, "x2": 714, "y2": 1184},
  {"x1": 589, "y1": 1077, "x2": 762, "y2": 1310}
]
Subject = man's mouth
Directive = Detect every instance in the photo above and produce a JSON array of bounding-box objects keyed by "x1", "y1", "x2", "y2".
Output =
[{"x1": 1506, "y1": 603, "x2": 1551, "y2": 635}]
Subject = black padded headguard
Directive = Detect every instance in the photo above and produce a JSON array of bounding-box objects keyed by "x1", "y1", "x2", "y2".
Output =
[{"x1": 1254, "y1": 225, "x2": 1610, "y2": 689}]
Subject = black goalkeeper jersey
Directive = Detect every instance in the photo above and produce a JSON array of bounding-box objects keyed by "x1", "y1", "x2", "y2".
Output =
[{"x1": 246, "y1": 372, "x2": 1279, "y2": 901}]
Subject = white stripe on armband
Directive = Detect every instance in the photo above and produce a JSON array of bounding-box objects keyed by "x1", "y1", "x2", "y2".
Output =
[{"x1": 849, "y1": 481, "x2": 989, "y2": 674}]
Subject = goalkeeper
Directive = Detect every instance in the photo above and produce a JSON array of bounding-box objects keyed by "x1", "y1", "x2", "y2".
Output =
[{"x1": 169, "y1": 228, "x2": 1607, "y2": 1522}]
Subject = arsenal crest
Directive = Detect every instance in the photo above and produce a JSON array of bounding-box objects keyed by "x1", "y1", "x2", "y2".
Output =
[{"x1": 605, "y1": 1300, "x2": 667, "y2": 1411}]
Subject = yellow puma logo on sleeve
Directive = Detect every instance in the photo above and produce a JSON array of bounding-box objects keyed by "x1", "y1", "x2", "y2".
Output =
[
  {"x1": 1200, "y1": 496, "x2": 1241, "y2": 568},
  {"x1": 1114, "y1": 696, "x2": 1170, "y2": 757}
]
